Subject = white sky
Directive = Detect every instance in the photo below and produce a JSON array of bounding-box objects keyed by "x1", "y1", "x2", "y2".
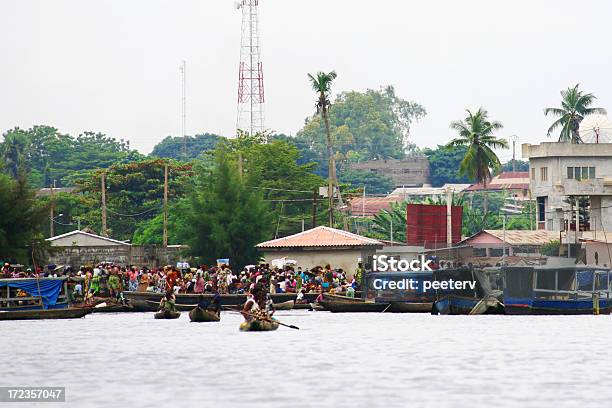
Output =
[{"x1": 1, "y1": 0, "x2": 611, "y2": 161}]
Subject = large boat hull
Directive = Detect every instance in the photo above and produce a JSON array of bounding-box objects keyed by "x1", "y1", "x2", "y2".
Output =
[
  {"x1": 504, "y1": 298, "x2": 612, "y2": 315},
  {"x1": 0, "y1": 307, "x2": 93, "y2": 321}
]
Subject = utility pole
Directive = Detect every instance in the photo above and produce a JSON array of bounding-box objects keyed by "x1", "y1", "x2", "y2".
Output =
[
  {"x1": 163, "y1": 163, "x2": 169, "y2": 247},
  {"x1": 311, "y1": 189, "x2": 317, "y2": 229},
  {"x1": 180, "y1": 60, "x2": 187, "y2": 159},
  {"x1": 101, "y1": 172, "x2": 107, "y2": 237},
  {"x1": 49, "y1": 180, "x2": 56, "y2": 237},
  {"x1": 510, "y1": 135, "x2": 519, "y2": 173},
  {"x1": 446, "y1": 186, "x2": 452, "y2": 247}
]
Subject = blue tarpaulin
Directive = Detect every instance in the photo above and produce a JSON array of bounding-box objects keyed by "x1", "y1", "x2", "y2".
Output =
[{"x1": 0, "y1": 279, "x2": 64, "y2": 308}]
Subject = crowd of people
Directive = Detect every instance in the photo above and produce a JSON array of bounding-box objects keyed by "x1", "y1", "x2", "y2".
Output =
[{"x1": 1, "y1": 261, "x2": 363, "y2": 303}]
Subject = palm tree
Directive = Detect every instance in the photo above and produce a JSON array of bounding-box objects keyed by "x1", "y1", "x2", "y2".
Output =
[
  {"x1": 447, "y1": 108, "x2": 508, "y2": 214},
  {"x1": 544, "y1": 84, "x2": 607, "y2": 143},
  {"x1": 308, "y1": 70, "x2": 342, "y2": 227}
]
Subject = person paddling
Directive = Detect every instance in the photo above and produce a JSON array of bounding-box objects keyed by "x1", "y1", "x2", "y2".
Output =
[
  {"x1": 159, "y1": 290, "x2": 177, "y2": 312},
  {"x1": 242, "y1": 284, "x2": 267, "y2": 322}
]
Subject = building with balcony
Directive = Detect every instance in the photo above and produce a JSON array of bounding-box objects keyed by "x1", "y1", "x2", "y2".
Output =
[{"x1": 522, "y1": 142, "x2": 612, "y2": 232}]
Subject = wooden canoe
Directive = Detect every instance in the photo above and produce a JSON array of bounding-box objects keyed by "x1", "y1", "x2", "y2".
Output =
[
  {"x1": 320, "y1": 301, "x2": 390, "y2": 313},
  {"x1": 0, "y1": 307, "x2": 93, "y2": 321},
  {"x1": 387, "y1": 302, "x2": 433, "y2": 313},
  {"x1": 273, "y1": 300, "x2": 294, "y2": 310},
  {"x1": 146, "y1": 300, "x2": 196, "y2": 312},
  {"x1": 188, "y1": 307, "x2": 220, "y2": 322},
  {"x1": 293, "y1": 303, "x2": 312, "y2": 310},
  {"x1": 239, "y1": 319, "x2": 279, "y2": 332},
  {"x1": 323, "y1": 293, "x2": 363, "y2": 303},
  {"x1": 154, "y1": 310, "x2": 181, "y2": 319}
]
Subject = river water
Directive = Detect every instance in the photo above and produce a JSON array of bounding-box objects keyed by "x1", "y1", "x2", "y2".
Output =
[{"x1": 4, "y1": 311, "x2": 612, "y2": 408}]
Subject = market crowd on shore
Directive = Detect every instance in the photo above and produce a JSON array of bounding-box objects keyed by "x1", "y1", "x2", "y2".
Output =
[{"x1": 1, "y1": 261, "x2": 363, "y2": 301}]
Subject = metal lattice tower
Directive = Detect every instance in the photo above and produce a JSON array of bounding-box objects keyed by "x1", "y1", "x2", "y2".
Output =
[{"x1": 236, "y1": 0, "x2": 265, "y2": 136}]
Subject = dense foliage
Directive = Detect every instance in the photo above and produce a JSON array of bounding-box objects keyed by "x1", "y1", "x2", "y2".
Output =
[
  {"x1": 0, "y1": 173, "x2": 49, "y2": 265},
  {"x1": 150, "y1": 133, "x2": 223, "y2": 160},
  {"x1": 422, "y1": 145, "x2": 471, "y2": 187},
  {"x1": 0, "y1": 126, "x2": 142, "y2": 188}
]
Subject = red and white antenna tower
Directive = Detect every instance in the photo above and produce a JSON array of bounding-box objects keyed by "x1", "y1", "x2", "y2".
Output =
[{"x1": 236, "y1": 0, "x2": 265, "y2": 137}]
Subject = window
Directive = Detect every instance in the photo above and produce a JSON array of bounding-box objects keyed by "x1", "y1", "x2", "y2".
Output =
[
  {"x1": 537, "y1": 197, "x2": 546, "y2": 222},
  {"x1": 531, "y1": 168, "x2": 535, "y2": 180},
  {"x1": 540, "y1": 167, "x2": 548, "y2": 182},
  {"x1": 567, "y1": 166, "x2": 596, "y2": 180}
]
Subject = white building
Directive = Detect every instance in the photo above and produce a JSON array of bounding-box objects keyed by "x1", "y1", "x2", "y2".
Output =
[{"x1": 523, "y1": 142, "x2": 612, "y2": 232}]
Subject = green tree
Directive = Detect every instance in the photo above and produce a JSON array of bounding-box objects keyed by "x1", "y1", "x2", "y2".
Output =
[
  {"x1": 308, "y1": 70, "x2": 341, "y2": 226},
  {"x1": 150, "y1": 133, "x2": 223, "y2": 160},
  {"x1": 544, "y1": 84, "x2": 607, "y2": 143},
  {"x1": 447, "y1": 108, "x2": 508, "y2": 214},
  {"x1": 422, "y1": 145, "x2": 471, "y2": 187},
  {"x1": 0, "y1": 174, "x2": 49, "y2": 265},
  {"x1": 294, "y1": 86, "x2": 426, "y2": 178},
  {"x1": 0, "y1": 130, "x2": 30, "y2": 180},
  {"x1": 500, "y1": 160, "x2": 529, "y2": 173},
  {"x1": 339, "y1": 169, "x2": 394, "y2": 195},
  {"x1": 184, "y1": 150, "x2": 273, "y2": 269}
]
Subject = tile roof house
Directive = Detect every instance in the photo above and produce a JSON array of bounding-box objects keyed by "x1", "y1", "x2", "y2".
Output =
[
  {"x1": 348, "y1": 196, "x2": 403, "y2": 217},
  {"x1": 256, "y1": 226, "x2": 383, "y2": 276}
]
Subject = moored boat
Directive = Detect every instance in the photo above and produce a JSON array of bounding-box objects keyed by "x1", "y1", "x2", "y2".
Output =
[
  {"x1": 239, "y1": 319, "x2": 279, "y2": 332},
  {"x1": 503, "y1": 266, "x2": 612, "y2": 315},
  {"x1": 292, "y1": 303, "x2": 312, "y2": 310},
  {"x1": 154, "y1": 310, "x2": 181, "y2": 319},
  {"x1": 0, "y1": 307, "x2": 93, "y2": 321},
  {"x1": 320, "y1": 301, "x2": 390, "y2": 313},
  {"x1": 322, "y1": 293, "x2": 362, "y2": 303},
  {"x1": 432, "y1": 268, "x2": 504, "y2": 315},
  {"x1": 188, "y1": 307, "x2": 220, "y2": 322},
  {"x1": 273, "y1": 300, "x2": 295, "y2": 310},
  {"x1": 387, "y1": 301, "x2": 432, "y2": 313}
]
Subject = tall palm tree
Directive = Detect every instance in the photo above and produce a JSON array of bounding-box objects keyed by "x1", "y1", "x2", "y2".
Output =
[
  {"x1": 447, "y1": 108, "x2": 508, "y2": 213},
  {"x1": 308, "y1": 70, "x2": 342, "y2": 227},
  {"x1": 544, "y1": 84, "x2": 607, "y2": 143}
]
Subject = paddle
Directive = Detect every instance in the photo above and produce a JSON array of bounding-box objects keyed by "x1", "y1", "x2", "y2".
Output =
[{"x1": 223, "y1": 306, "x2": 300, "y2": 330}]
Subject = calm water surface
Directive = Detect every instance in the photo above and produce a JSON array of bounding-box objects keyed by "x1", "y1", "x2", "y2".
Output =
[{"x1": 4, "y1": 311, "x2": 612, "y2": 408}]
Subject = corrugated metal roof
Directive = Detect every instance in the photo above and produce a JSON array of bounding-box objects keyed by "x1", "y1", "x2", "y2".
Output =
[
  {"x1": 349, "y1": 196, "x2": 402, "y2": 217},
  {"x1": 256, "y1": 226, "x2": 383, "y2": 249},
  {"x1": 462, "y1": 229, "x2": 559, "y2": 245},
  {"x1": 466, "y1": 172, "x2": 530, "y2": 192}
]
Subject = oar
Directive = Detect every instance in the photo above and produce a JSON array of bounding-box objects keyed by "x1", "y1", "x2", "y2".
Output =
[{"x1": 223, "y1": 307, "x2": 300, "y2": 330}]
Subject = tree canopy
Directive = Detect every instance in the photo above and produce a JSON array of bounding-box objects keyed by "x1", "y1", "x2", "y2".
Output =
[{"x1": 150, "y1": 133, "x2": 224, "y2": 160}]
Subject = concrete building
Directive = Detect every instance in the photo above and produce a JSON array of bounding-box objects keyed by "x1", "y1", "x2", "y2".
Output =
[
  {"x1": 46, "y1": 230, "x2": 185, "y2": 268},
  {"x1": 349, "y1": 156, "x2": 430, "y2": 188},
  {"x1": 256, "y1": 226, "x2": 383, "y2": 276},
  {"x1": 523, "y1": 142, "x2": 612, "y2": 232}
]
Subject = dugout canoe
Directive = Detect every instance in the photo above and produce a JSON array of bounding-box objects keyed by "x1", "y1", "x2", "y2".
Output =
[
  {"x1": 320, "y1": 301, "x2": 390, "y2": 313},
  {"x1": 292, "y1": 303, "x2": 312, "y2": 310},
  {"x1": 189, "y1": 307, "x2": 220, "y2": 322},
  {"x1": 239, "y1": 319, "x2": 279, "y2": 332},
  {"x1": 0, "y1": 307, "x2": 93, "y2": 321},
  {"x1": 146, "y1": 300, "x2": 197, "y2": 312},
  {"x1": 386, "y1": 301, "x2": 433, "y2": 313},
  {"x1": 273, "y1": 300, "x2": 295, "y2": 310},
  {"x1": 154, "y1": 310, "x2": 181, "y2": 319},
  {"x1": 322, "y1": 293, "x2": 363, "y2": 303}
]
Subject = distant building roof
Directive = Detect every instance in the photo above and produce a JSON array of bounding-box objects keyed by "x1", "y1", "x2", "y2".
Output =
[
  {"x1": 36, "y1": 187, "x2": 77, "y2": 197},
  {"x1": 460, "y1": 230, "x2": 559, "y2": 246},
  {"x1": 466, "y1": 172, "x2": 529, "y2": 192},
  {"x1": 46, "y1": 230, "x2": 131, "y2": 246},
  {"x1": 349, "y1": 196, "x2": 403, "y2": 217},
  {"x1": 256, "y1": 226, "x2": 383, "y2": 249},
  {"x1": 388, "y1": 184, "x2": 471, "y2": 197}
]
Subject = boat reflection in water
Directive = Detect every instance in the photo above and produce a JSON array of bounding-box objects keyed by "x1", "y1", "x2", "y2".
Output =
[
  {"x1": 365, "y1": 272, "x2": 435, "y2": 313},
  {"x1": 502, "y1": 266, "x2": 612, "y2": 315}
]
